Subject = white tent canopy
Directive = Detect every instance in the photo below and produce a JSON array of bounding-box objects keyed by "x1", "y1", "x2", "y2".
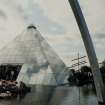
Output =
[{"x1": 0, "y1": 25, "x2": 68, "y2": 85}]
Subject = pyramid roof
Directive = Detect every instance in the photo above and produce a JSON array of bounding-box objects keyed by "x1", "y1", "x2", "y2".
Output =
[{"x1": 0, "y1": 26, "x2": 67, "y2": 85}]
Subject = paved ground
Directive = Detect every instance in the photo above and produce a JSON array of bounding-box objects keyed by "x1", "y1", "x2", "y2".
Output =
[{"x1": 0, "y1": 85, "x2": 98, "y2": 105}]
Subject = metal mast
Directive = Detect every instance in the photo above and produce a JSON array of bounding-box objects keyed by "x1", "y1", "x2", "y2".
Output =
[{"x1": 68, "y1": 0, "x2": 105, "y2": 104}]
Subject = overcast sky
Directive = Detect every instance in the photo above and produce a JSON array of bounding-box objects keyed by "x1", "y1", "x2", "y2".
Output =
[{"x1": 0, "y1": 0, "x2": 105, "y2": 66}]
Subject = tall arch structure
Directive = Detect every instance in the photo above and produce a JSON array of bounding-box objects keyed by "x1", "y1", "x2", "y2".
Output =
[{"x1": 68, "y1": 0, "x2": 105, "y2": 104}]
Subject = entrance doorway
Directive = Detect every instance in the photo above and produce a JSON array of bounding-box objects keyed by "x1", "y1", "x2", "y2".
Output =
[{"x1": 0, "y1": 64, "x2": 22, "y2": 81}]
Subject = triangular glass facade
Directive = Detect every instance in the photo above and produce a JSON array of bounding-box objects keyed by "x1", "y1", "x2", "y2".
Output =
[{"x1": 0, "y1": 26, "x2": 67, "y2": 85}]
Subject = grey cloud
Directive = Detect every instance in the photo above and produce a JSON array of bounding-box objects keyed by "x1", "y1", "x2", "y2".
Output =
[
  {"x1": 0, "y1": 9, "x2": 7, "y2": 20},
  {"x1": 95, "y1": 33, "x2": 105, "y2": 39},
  {"x1": 12, "y1": 0, "x2": 66, "y2": 35}
]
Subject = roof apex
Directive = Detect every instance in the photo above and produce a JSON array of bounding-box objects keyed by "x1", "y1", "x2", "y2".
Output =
[{"x1": 27, "y1": 25, "x2": 37, "y2": 29}]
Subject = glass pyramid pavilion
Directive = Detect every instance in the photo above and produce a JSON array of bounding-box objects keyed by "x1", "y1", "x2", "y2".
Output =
[{"x1": 0, "y1": 25, "x2": 68, "y2": 85}]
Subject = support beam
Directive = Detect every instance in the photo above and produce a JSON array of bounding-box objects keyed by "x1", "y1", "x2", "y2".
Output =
[{"x1": 68, "y1": 0, "x2": 105, "y2": 104}]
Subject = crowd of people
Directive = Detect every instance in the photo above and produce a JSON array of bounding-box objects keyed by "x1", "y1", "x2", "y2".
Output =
[
  {"x1": 0, "y1": 80, "x2": 18, "y2": 98},
  {"x1": 0, "y1": 65, "x2": 30, "y2": 99},
  {"x1": 0, "y1": 80, "x2": 31, "y2": 99}
]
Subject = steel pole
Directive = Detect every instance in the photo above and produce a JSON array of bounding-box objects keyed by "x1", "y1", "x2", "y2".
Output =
[{"x1": 68, "y1": 0, "x2": 105, "y2": 104}]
